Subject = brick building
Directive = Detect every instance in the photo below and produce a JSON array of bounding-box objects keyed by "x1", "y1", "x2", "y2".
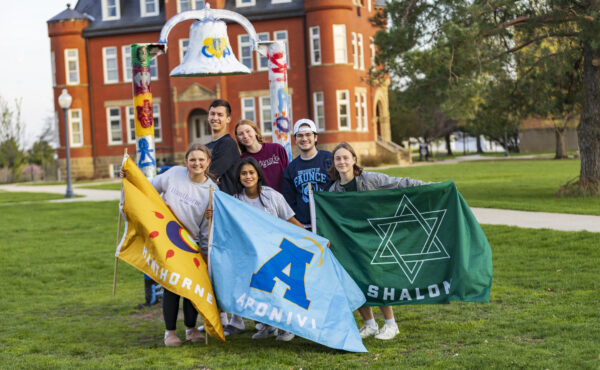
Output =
[{"x1": 48, "y1": 0, "x2": 406, "y2": 179}]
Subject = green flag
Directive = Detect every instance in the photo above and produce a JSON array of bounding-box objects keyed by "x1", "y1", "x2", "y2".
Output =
[{"x1": 314, "y1": 181, "x2": 492, "y2": 306}]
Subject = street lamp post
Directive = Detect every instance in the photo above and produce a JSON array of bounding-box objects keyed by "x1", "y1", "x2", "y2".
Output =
[{"x1": 58, "y1": 89, "x2": 74, "y2": 198}]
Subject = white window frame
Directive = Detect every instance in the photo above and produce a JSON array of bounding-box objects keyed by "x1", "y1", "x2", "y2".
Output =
[
  {"x1": 259, "y1": 96, "x2": 272, "y2": 136},
  {"x1": 351, "y1": 32, "x2": 358, "y2": 69},
  {"x1": 140, "y1": 0, "x2": 159, "y2": 17},
  {"x1": 65, "y1": 49, "x2": 80, "y2": 85},
  {"x1": 272, "y1": 0, "x2": 292, "y2": 3},
  {"x1": 370, "y1": 36, "x2": 376, "y2": 66},
  {"x1": 150, "y1": 58, "x2": 158, "y2": 80},
  {"x1": 102, "y1": 46, "x2": 119, "y2": 84},
  {"x1": 360, "y1": 92, "x2": 368, "y2": 131},
  {"x1": 256, "y1": 32, "x2": 270, "y2": 71},
  {"x1": 358, "y1": 33, "x2": 365, "y2": 70},
  {"x1": 309, "y1": 26, "x2": 321, "y2": 65},
  {"x1": 126, "y1": 106, "x2": 136, "y2": 144},
  {"x1": 355, "y1": 92, "x2": 362, "y2": 130},
  {"x1": 68, "y1": 109, "x2": 83, "y2": 147},
  {"x1": 106, "y1": 107, "x2": 123, "y2": 145},
  {"x1": 239, "y1": 34, "x2": 253, "y2": 70},
  {"x1": 153, "y1": 103, "x2": 162, "y2": 142},
  {"x1": 122, "y1": 45, "x2": 132, "y2": 82},
  {"x1": 177, "y1": 0, "x2": 190, "y2": 12},
  {"x1": 333, "y1": 24, "x2": 348, "y2": 64},
  {"x1": 51, "y1": 51, "x2": 56, "y2": 87},
  {"x1": 368, "y1": 0, "x2": 372, "y2": 12},
  {"x1": 179, "y1": 38, "x2": 189, "y2": 63},
  {"x1": 241, "y1": 97, "x2": 256, "y2": 122},
  {"x1": 336, "y1": 90, "x2": 351, "y2": 130},
  {"x1": 236, "y1": 0, "x2": 256, "y2": 7},
  {"x1": 274, "y1": 30, "x2": 290, "y2": 67},
  {"x1": 102, "y1": 0, "x2": 120, "y2": 21},
  {"x1": 313, "y1": 92, "x2": 325, "y2": 131}
]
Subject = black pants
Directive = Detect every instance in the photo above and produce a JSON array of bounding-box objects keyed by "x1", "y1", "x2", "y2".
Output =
[{"x1": 162, "y1": 288, "x2": 198, "y2": 330}]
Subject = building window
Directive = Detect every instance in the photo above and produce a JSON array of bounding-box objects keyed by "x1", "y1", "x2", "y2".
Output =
[
  {"x1": 368, "y1": 0, "x2": 372, "y2": 12},
  {"x1": 259, "y1": 96, "x2": 272, "y2": 135},
  {"x1": 313, "y1": 92, "x2": 325, "y2": 131},
  {"x1": 355, "y1": 92, "x2": 361, "y2": 130},
  {"x1": 239, "y1": 34, "x2": 253, "y2": 70},
  {"x1": 153, "y1": 103, "x2": 162, "y2": 142},
  {"x1": 102, "y1": 0, "x2": 120, "y2": 21},
  {"x1": 241, "y1": 97, "x2": 256, "y2": 122},
  {"x1": 150, "y1": 58, "x2": 158, "y2": 80},
  {"x1": 257, "y1": 32, "x2": 270, "y2": 71},
  {"x1": 107, "y1": 107, "x2": 123, "y2": 145},
  {"x1": 274, "y1": 30, "x2": 290, "y2": 66},
  {"x1": 103, "y1": 47, "x2": 119, "y2": 83},
  {"x1": 336, "y1": 90, "x2": 350, "y2": 130},
  {"x1": 309, "y1": 27, "x2": 321, "y2": 65},
  {"x1": 126, "y1": 106, "x2": 136, "y2": 144},
  {"x1": 360, "y1": 92, "x2": 368, "y2": 131},
  {"x1": 177, "y1": 0, "x2": 204, "y2": 12},
  {"x1": 179, "y1": 38, "x2": 189, "y2": 63},
  {"x1": 122, "y1": 45, "x2": 132, "y2": 82},
  {"x1": 358, "y1": 33, "x2": 365, "y2": 70},
  {"x1": 68, "y1": 109, "x2": 83, "y2": 147},
  {"x1": 333, "y1": 24, "x2": 348, "y2": 64},
  {"x1": 51, "y1": 51, "x2": 56, "y2": 87},
  {"x1": 236, "y1": 0, "x2": 255, "y2": 7},
  {"x1": 65, "y1": 49, "x2": 80, "y2": 85},
  {"x1": 140, "y1": 0, "x2": 159, "y2": 17},
  {"x1": 351, "y1": 32, "x2": 358, "y2": 69},
  {"x1": 370, "y1": 36, "x2": 376, "y2": 66}
]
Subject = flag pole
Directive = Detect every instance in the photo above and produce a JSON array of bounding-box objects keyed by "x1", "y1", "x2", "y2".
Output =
[
  {"x1": 113, "y1": 149, "x2": 128, "y2": 296},
  {"x1": 308, "y1": 182, "x2": 317, "y2": 234},
  {"x1": 203, "y1": 185, "x2": 214, "y2": 345}
]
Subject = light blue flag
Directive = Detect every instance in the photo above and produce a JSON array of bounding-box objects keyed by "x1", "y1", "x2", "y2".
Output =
[{"x1": 209, "y1": 190, "x2": 367, "y2": 353}]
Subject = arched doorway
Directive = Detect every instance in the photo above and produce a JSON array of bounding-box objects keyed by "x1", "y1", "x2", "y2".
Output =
[
  {"x1": 188, "y1": 108, "x2": 211, "y2": 144},
  {"x1": 375, "y1": 100, "x2": 383, "y2": 140}
]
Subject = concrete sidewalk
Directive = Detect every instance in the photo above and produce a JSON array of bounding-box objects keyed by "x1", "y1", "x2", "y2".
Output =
[{"x1": 1, "y1": 182, "x2": 599, "y2": 233}]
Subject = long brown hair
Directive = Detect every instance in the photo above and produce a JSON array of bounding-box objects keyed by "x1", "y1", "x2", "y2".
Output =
[
  {"x1": 184, "y1": 143, "x2": 217, "y2": 182},
  {"x1": 234, "y1": 120, "x2": 263, "y2": 153},
  {"x1": 328, "y1": 142, "x2": 363, "y2": 181}
]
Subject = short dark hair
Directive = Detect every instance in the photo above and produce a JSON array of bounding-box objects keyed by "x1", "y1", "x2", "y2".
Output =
[{"x1": 209, "y1": 99, "x2": 231, "y2": 116}]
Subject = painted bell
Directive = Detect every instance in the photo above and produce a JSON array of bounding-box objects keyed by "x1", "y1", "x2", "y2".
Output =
[{"x1": 170, "y1": 19, "x2": 250, "y2": 77}]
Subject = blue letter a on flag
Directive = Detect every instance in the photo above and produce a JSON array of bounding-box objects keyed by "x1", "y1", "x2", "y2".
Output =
[{"x1": 250, "y1": 238, "x2": 314, "y2": 310}]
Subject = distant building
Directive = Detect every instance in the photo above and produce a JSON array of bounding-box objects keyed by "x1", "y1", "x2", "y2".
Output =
[
  {"x1": 519, "y1": 118, "x2": 578, "y2": 153},
  {"x1": 47, "y1": 0, "x2": 407, "y2": 179}
]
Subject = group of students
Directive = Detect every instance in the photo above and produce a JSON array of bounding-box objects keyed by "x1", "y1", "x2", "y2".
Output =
[{"x1": 122, "y1": 99, "x2": 428, "y2": 347}]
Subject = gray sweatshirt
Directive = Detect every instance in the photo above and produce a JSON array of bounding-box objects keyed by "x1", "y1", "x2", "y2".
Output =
[{"x1": 328, "y1": 171, "x2": 429, "y2": 192}]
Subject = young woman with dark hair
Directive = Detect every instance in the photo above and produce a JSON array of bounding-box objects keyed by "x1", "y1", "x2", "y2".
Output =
[{"x1": 224, "y1": 157, "x2": 303, "y2": 342}]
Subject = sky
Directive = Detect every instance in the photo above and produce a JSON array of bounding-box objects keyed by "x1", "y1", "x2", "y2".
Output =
[{"x1": 0, "y1": 1, "x2": 71, "y2": 148}]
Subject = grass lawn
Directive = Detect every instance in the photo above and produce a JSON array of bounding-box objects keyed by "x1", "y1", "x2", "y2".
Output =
[
  {"x1": 378, "y1": 158, "x2": 600, "y2": 215},
  {"x1": 0, "y1": 191, "x2": 66, "y2": 203},
  {"x1": 79, "y1": 183, "x2": 122, "y2": 191},
  {"x1": 1, "y1": 201, "x2": 598, "y2": 368}
]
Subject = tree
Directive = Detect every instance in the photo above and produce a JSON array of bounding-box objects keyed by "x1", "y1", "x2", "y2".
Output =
[
  {"x1": 373, "y1": 1, "x2": 600, "y2": 195},
  {"x1": 0, "y1": 96, "x2": 25, "y2": 182},
  {"x1": 28, "y1": 118, "x2": 57, "y2": 180}
]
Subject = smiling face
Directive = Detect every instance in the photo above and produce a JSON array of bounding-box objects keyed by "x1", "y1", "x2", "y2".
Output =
[
  {"x1": 208, "y1": 105, "x2": 231, "y2": 136},
  {"x1": 236, "y1": 124, "x2": 258, "y2": 148},
  {"x1": 239, "y1": 163, "x2": 259, "y2": 192},
  {"x1": 294, "y1": 129, "x2": 317, "y2": 155},
  {"x1": 333, "y1": 147, "x2": 356, "y2": 177},
  {"x1": 186, "y1": 150, "x2": 210, "y2": 179}
]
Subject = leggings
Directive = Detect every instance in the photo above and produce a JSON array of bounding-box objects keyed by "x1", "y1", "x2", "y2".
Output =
[{"x1": 162, "y1": 288, "x2": 198, "y2": 330}]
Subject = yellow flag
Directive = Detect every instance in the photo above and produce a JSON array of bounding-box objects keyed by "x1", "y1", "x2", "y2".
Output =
[{"x1": 116, "y1": 157, "x2": 225, "y2": 342}]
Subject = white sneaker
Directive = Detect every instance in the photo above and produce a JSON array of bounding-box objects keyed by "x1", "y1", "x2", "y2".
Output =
[
  {"x1": 374, "y1": 324, "x2": 399, "y2": 340},
  {"x1": 252, "y1": 325, "x2": 278, "y2": 339},
  {"x1": 359, "y1": 325, "x2": 379, "y2": 338},
  {"x1": 276, "y1": 330, "x2": 295, "y2": 342}
]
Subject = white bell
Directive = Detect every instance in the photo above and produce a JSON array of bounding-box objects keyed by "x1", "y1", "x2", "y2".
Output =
[{"x1": 170, "y1": 19, "x2": 250, "y2": 77}]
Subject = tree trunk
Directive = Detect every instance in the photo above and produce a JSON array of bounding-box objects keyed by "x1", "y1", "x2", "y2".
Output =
[
  {"x1": 445, "y1": 134, "x2": 453, "y2": 156},
  {"x1": 476, "y1": 135, "x2": 483, "y2": 154},
  {"x1": 577, "y1": 42, "x2": 600, "y2": 185},
  {"x1": 555, "y1": 127, "x2": 568, "y2": 159}
]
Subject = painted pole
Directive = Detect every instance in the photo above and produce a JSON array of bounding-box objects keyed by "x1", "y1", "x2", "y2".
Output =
[
  {"x1": 266, "y1": 41, "x2": 292, "y2": 162},
  {"x1": 131, "y1": 43, "x2": 164, "y2": 179}
]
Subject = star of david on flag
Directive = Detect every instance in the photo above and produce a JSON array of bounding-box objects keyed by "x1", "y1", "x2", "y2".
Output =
[{"x1": 314, "y1": 181, "x2": 492, "y2": 306}]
